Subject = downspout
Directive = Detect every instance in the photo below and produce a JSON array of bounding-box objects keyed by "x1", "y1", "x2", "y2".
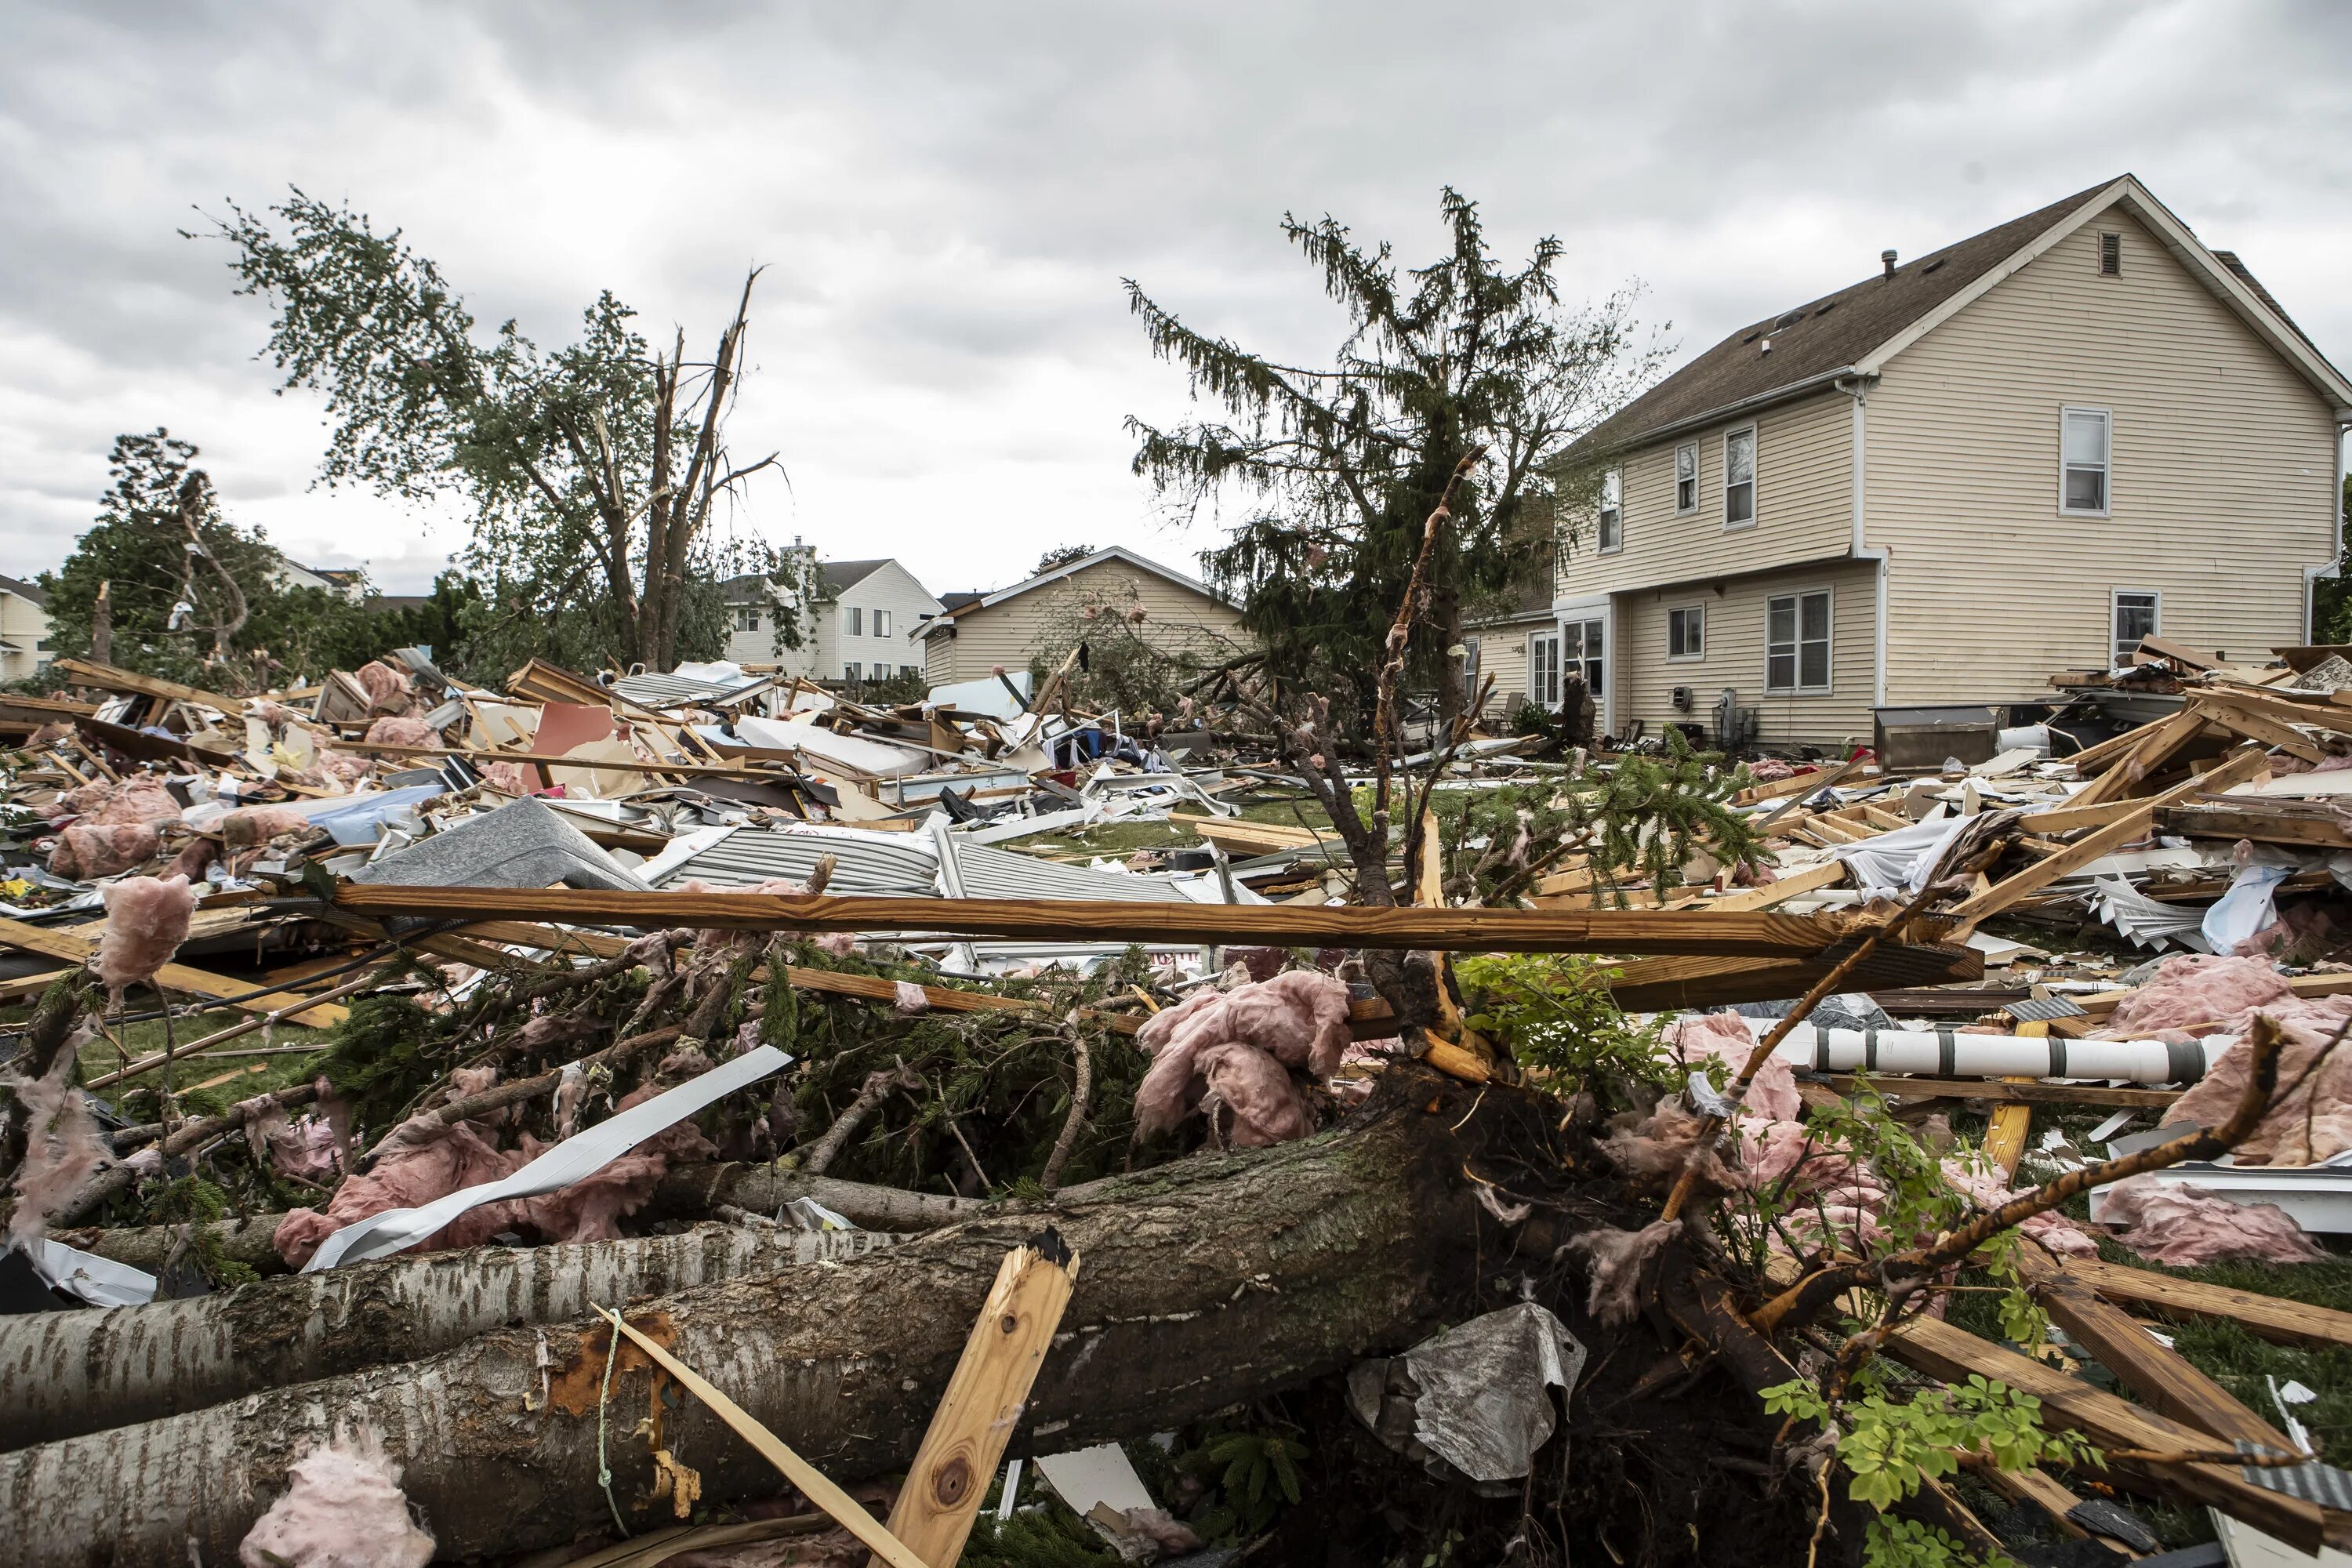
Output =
[
  {"x1": 1836, "y1": 376, "x2": 1887, "y2": 707},
  {"x1": 2309, "y1": 421, "x2": 2351, "y2": 641}
]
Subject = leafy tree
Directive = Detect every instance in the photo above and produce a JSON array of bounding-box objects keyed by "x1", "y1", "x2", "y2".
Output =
[
  {"x1": 36, "y1": 430, "x2": 383, "y2": 691},
  {"x1": 1033, "y1": 543, "x2": 1094, "y2": 575},
  {"x1": 202, "y1": 190, "x2": 782, "y2": 673},
  {"x1": 1126, "y1": 188, "x2": 1659, "y2": 727},
  {"x1": 1023, "y1": 575, "x2": 1241, "y2": 716}
]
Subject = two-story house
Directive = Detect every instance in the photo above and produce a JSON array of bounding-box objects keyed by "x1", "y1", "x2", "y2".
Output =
[
  {"x1": 722, "y1": 557, "x2": 943, "y2": 683},
  {"x1": 0, "y1": 575, "x2": 53, "y2": 684},
  {"x1": 1548, "y1": 174, "x2": 2350, "y2": 751}
]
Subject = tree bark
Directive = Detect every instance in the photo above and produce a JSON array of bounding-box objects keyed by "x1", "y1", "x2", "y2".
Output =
[
  {"x1": 0, "y1": 1226, "x2": 895, "y2": 1452},
  {"x1": 2, "y1": 1094, "x2": 1476, "y2": 1567}
]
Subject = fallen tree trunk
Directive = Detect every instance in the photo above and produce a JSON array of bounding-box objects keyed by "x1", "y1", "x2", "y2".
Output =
[
  {"x1": 0, "y1": 1225, "x2": 896, "y2": 1452},
  {"x1": 2, "y1": 1089, "x2": 1479, "y2": 1566},
  {"x1": 60, "y1": 1167, "x2": 989, "y2": 1276}
]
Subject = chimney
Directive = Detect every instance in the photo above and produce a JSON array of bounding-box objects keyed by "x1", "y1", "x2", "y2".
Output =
[{"x1": 1880, "y1": 249, "x2": 1898, "y2": 280}]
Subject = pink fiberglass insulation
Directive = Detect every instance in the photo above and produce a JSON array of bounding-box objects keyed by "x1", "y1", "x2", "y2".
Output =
[
  {"x1": 2162, "y1": 993, "x2": 2352, "y2": 1166},
  {"x1": 1218, "y1": 969, "x2": 1353, "y2": 1076},
  {"x1": 363, "y1": 715, "x2": 438, "y2": 748},
  {"x1": 2099, "y1": 1175, "x2": 2327, "y2": 1266},
  {"x1": 238, "y1": 1428, "x2": 434, "y2": 1568},
  {"x1": 480, "y1": 760, "x2": 533, "y2": 795},
  {"x1": 166, "y1": 835, "x2": 219, "y2": 883},
  {"x1": 316, "y1": 750, "x2": 374, "y2": 787},
  {"x1": 1561, "y1": 1218, "x2": 1682, "y2": 1328},
  {"x1": 1665, "y1": 1011, "x2": 1798, "y2": 1122},
  {"x1": 354, "y1": 660, "x2": 414, "y2": 712},
  {"x1": 1193, "y1": 1040, "x2": 1316, "y2": 1147},
  {"x1": 57, "y1": 779, "x2": 117, "y2": 816},
  {"x1": 811, "y1": 931, "x2": 858, "y2": 958},
  {"x1": 221, "y1": 804, "x2": 316, "y2": 849},
  {"x1": 47, "y1": 822, "x2": 158, "y2": 880},
  {"x1": 1938, "y1": 1158, "x2": 2098, "y2": 1258},
  {"x1": 1598, "y1": 1101, "x2": 1743, "y2": 1196},
  {"x1": 90, "y1": 781, "x2": 183, "y2": 827},
  {"x1": 516, "y1": 1082, "x2": 715, "y2": 1243},
  {"x1": 265, "y1": 1116, "x2": 343, "y2": 1185},
  {"x1": 3, "y1": 1049, "x2": 110, "y2": 1245},
  {"x1": 95, "y1": 874, "x2": 194, "y2": 995},
  {"x1": 273, "y1": 1120, "x2": 526, "y2": 1268},
  {"x1": 2098, "y1": 953, "x2": 2291, "y2": 1038}
]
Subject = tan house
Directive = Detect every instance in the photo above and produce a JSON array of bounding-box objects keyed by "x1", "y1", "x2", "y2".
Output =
[
  {"x1": 912, "y1": 546, "x2": 1247, "y2": 687},
  {"x1": 0, "y1": 575, "x2": 53, "y2": 684},
  {"x1": 1547, "y1": 174, "x2": 2351, "y2": 751}
]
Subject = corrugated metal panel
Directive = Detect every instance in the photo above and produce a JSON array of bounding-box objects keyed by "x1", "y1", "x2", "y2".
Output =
[
  {"x1": 654, "y1": 826, "x2": 939, "y2": 895},
  {"x1": 953, "y1": 842, "x2": 1191, "y2": 903}
]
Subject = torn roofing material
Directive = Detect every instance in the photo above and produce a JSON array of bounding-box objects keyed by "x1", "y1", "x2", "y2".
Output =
[{"x1": 351, "y1": 796, "x2": 649, "y2": 893}]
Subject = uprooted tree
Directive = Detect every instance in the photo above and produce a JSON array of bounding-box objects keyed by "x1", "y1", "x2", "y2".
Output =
[
  {"x1": 204, "y1": 190, "x2": 793, "y2": 677},
  {"x1": 1127, "y1": 186, "x2": 1661, "y2": 730}
]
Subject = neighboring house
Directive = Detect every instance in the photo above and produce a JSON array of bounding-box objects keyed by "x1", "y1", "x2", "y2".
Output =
[
  {"x1": 912, "y1": 546, "x2": 1247, "y2": 687},
  {"x1": 0, "y1": 575, "x2": 53, "y2": 684},
  {"x1": 1548, "y1": 174, "x2": 2352, "y2": 751},
  {"x1": 722, "y1": 557, "x2": 943, "y2": 682},
  {"x1": 271, "y1": 557, "x2": 368, "y2": 601},
  {"x1": 1465, "y1": 578, "x2": 1556, "y2": 722}
]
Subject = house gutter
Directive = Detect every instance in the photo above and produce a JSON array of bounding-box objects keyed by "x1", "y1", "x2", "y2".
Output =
[
  {"x1": 1580, "y1": 366, "x2": 1860, "y2": 458},
  {"x1": 1835, "y1": 374, "x2": 1888, "y2": 707}
]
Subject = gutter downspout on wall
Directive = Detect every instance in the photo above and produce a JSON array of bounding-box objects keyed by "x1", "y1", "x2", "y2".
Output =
[
  {"x1": 2310, "y1": 422, "x2": 2351, "y2": 641},
  {"x1": 1836, "y1": 376, "x2": 1887, "y2": 707}
]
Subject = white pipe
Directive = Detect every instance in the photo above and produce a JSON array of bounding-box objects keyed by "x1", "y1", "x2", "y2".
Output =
[{"x1": 1733, "y1": 1018, "x2": 2234, "y2": 1084}]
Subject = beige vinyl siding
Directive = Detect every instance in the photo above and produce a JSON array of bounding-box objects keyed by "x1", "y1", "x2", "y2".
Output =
[
  {"x1": 1611, "y1": 559, "x2": 1878, "y2": 750},
  {"x1": 921, "y1": 558, "x2": 1248, "y2": 685},
  {"x1": 1467, "y1": 615, "x2": 1550, "y2": 717},
  {"x1": 1867, "y1": 207, "x2": 2339, "y2": 705},
  {"x1": 1556, "y1": 390, "x2": 1854, "y2": 599}
]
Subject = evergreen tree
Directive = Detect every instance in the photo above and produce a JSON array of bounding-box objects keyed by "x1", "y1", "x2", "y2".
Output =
[{"x1": 1126, "y1": 189, "x2": 1659, "y2": 726}]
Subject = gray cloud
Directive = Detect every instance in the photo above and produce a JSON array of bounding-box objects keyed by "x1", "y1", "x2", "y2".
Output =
[{"x1": 2, "y1": 0, "x2": 2346, "y2": 593}]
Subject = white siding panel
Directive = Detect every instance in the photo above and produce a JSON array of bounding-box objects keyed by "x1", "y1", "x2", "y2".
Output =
[{"x1": 1867, "y1": 208, "x2": 2339, "y2": 705}]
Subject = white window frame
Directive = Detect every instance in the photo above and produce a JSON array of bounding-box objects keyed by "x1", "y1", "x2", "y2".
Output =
[
  {"x1": 2060, "y1": 405, "x2": 2112, "y2": 518},
  {"x1": 1527, "y1": 630, "x2": 1562, "y2": 710},
  {"x1": 1722, "y1": 426, "x2": 1758, "y2": 531},
  {"x1": 874, "y1": 608, "x2": 891, "y2": 637},
  {"x1": 1665, "y1": 603, "x2": 1706, "y2": 662},
  {"x1": 735, "y1": 605, "x2": 760, "y2": 633},
  {"x1": 843, "y1": 660, "x2": 862, "y2": 681},
  {"x1": 2112, "y1": 588, "x2": 2160, "y2": 665},
  {"x1": 845, "y1": 605, "x2": 863, "y2": 636},
  {"x1": 1461, "y1": 634, "x2": 1481, "y2": 693},
  {"x1": 1673, "y1": 442, "x2": 1698, "y2": 515},
  {"x1": 1597, "y1": 467, "x2": 1624, "y2": 554},
  {"x1": 1764, "y1": 586, "x2": 1833, "y2": 695}
]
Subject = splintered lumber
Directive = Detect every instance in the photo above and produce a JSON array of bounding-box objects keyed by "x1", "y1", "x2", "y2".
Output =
[
  {"x1": 49, "y1": 657, "x2": 252, "y2": 719},
  {"x1": 2060, "y1": 1258, "x2": 2352, "y2": 1352},
  {"x1": 1189, "y1": 816, "x2": 1337, "y2": 858},
  {"x1": 1601, "y1": 944, "x2": 1982, "y2": 1014},
  {"x1": 340, "y1": 739, "x2": 793, "y2": 778},
  {"x1": 0, "y1": 1098, "x2": 1473, "y2": 1566},
  {"x1": 2190, "y1": 691, "x2": 2330, "y2": 762},
  {"x1": 1886, "y1": 1316, "x2": 2344, "y2": 1553},
  {"x1": 2163, "y1": 799, "x2": 2352, "y2": 849},
  {"x1": 881, "y1": 1237, "x2": 1079, "y2": 1566},
  {"x1": 0, "y1": 1227, "x2": 898, "y2": 1452},
  {"x1": 2016, "y1": 1246, "x2": 2294, "y2": 1450},
  {"x1": 1700, "y1": 860, "x2": 1848, "y2": 912},
  {"x1": 2071, "y1": 710, "x2": 2208, "y2": 802},
  {"x1": 1980, "y1": 1019, "x2": 2042, "y2": 1178},
  {"x1": 1951, "y1": 749, "x2": 2267, "y2": 924},
  {"x1": 335, "y1": 883, "x2": 1939, "y2": 958},
  {"x1": 0, "y1": 916, "x2": 348, "y2": 1029}
]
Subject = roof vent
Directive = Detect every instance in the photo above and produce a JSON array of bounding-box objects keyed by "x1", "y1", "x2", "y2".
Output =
[
  {"x1": 1740, "y1": 330, "x2": 1762, "y2": 344},
  {"x1": 1774, "y1": 310, "x2": 1806, "y2": 330},
  {"x1": 1922, "y1": 257, "x2": 1946, "y2": 275},
  {"x1": 1759, "y1": 338, "x2": 1773, "y2": 354},
  {"x1": 1881, "y1": 249, "x2": 1898, "y2": 279}
]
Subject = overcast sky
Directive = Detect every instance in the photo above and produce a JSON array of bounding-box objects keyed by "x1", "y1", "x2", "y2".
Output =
[{"x1": 2, "y1": 0, "x2": 2346, "y2": 597}]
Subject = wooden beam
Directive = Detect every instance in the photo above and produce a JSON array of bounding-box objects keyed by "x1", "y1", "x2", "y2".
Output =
[
  {"x1": 2162, "y1": 800, "x2": 2352, "y2": 849},
  {"x1": 1599, "y1": 942, "x2": 1981, "y2": 1014},
  {"x1": 1980, "y1": 1019, "x2": 2042, "y2": 1178},
  {"x1": 336, "y1": 740, "x2": 798, "y2": 779},
  {"x1": 2062, "y1": 1258, "x2": 2352, "y2": 1353},
  {"x1": 2188, "y1": 695, "x2": 2328, "y2": 764},
  {"x1": 1885, "y1": 1316, "x2": 2337, "y2": 1553},
  {"x1": 335, "y1": 884, "x2": 1918, "y2": 958},
  {"x1": 1822, "y1": 1074, "x2": 2180, "y2": 1109},
  {"x1": 881, "y1": 1240, "x2": 1078, "y2": 1566},
  {"x1": 0, "y1": 916, "x2": 350, "y2": 1028},
  {"x1": 1952, "y1": 750, "x2": 2269, "y2": 924},
  {"x1": 0, "y1": 969, "x2": 74, "y2": 1004},
  {"x1": 2071, "y1": 710, "x2": 2210, "y2": 804}
]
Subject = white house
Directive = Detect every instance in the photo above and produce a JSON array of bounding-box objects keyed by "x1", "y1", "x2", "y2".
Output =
[
  {"x1": 0, "y1": 575, "x2": 53, "y2": 684},
  {"x1": 724, "y1": 557, "x2": 944, "y2": 683}
]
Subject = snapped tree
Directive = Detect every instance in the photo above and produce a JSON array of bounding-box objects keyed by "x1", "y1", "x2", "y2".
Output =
[
  {"x1": 1126, "y1": 187, "x2": 1659, "y2": 728},
  {"x1": 204, "y1": 191, "x2": 792, "y2": 674}
]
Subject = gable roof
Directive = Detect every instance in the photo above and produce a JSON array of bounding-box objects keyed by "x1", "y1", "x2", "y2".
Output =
[
  {"x1": 1580, "y1": 176, "x2": 2352, "y2": 456},
  {"x1": 722, "y1": 558, "x2": 935, "y2": 606},
  {"x1": 821, "y1": 559, "x2": 889, "y2": 594},
  {"x1": 912, "y1": 546, "x2": 1224, "y2": 641},
  {"x1": 0, "y1": 575, "x2": 49, "y2": 608}
]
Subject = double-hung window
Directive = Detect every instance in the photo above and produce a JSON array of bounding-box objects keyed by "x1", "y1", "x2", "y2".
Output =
[
  {"x1": 735, "y1": 606, "x2": 760, "y2": 633},
  {"x1": 2061, "y1": 407, "x2": 2111, "y2": 515},
  {"x1": 845, "y1": 606, "x2": 864, "y2": 636},
  {"x1": 844, "y1": 661, "x2": 862, "y2": 681},
  {"x1": 1674, "y1": 443, "x2": 1698, "y2": 514},
  {"x1": 1766, "y1": 590, "x2": 1831, "y2": 693},
  {"x1": 1667, "y1": 605, "x2": 1704, "y2": 660},
  {"x1": 1527, "y1": 630, "x2": 1562, "y2": 709},
  {"x1": 874, "y1": 609, "x2": 891, "y2": 637},
  {"x1": 1723, "y1": 428, "x2": 1756, "y2": 528},
  {"x1": 1563, "y1": 618, "x2": 1604, "y2": 695},
  {"x1": 2113, "y1": 590, "x2": 2158, "y2": 664},
  {"x1": 1597, "y1": 468, "x2": 1623, "y2": 553}
]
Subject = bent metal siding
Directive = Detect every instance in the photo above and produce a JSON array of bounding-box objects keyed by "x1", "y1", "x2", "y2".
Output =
[{"x1": 1866, "y1": 207, "x2": 2339, "y2": 706}]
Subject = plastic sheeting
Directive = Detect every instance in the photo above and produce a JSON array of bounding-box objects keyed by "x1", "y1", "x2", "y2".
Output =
[
  {"x1": 16, "y1": 1237, "x2": 158, "y2": 1307},
  {"x1": 1345, "y1": 1302, "x2": 1587, "y2": 1486},
  {"x1": 2205, "y1": 861, "x2": 2296, "y2": 953},
  {"x1": 301, "y1": 1046, "x2": 791, "y2": 1271},
  {"x1": 1828, "y1": 808, "x2": 1966, "y2": 895}
]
